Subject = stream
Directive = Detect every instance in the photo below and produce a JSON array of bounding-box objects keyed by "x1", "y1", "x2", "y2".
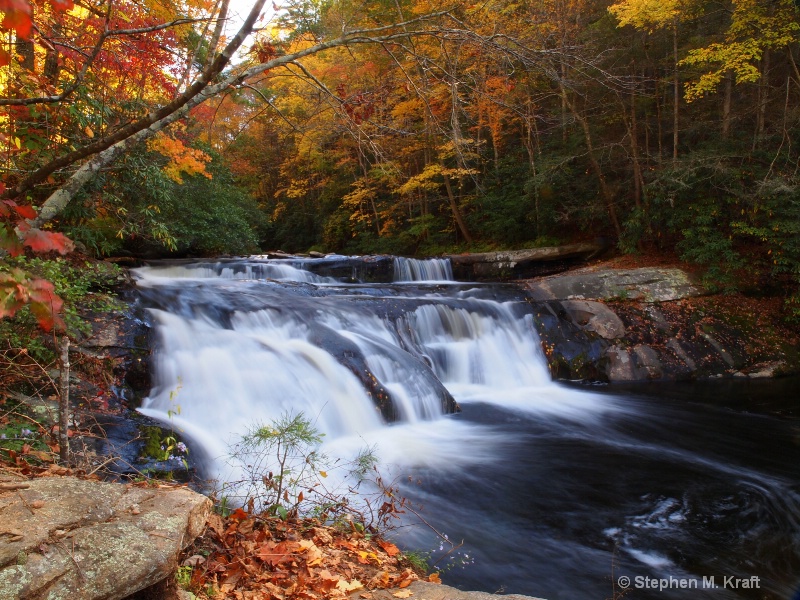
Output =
[{"x1": 133, "y1": 256, "x2": 800, "y2": 600}]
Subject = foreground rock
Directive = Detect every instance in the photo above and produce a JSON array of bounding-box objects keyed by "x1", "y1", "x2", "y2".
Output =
[
  {"x1": 358, "y1": 581, "x2": 545, "y2": 600},
  {"x1": 525, "y1": 266, "x2": 798, "y2": 382},
  {"x1": 0, "y1": 477, "x2": 210, "y2": 600}
]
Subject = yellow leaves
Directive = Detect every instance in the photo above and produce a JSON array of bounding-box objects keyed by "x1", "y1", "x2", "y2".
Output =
[
  {"x1": 677, "y1": 0, "x2": 799, "y2": 101},
  {"x1": 608, "y1": 0, "x2": 683, "y2": 31},
  {"x1": 147, "y1": 131, "x2": 212, "y2": 184},
  {"x1": 396, "y1": 164, "x2": 445, "y2": 196}
]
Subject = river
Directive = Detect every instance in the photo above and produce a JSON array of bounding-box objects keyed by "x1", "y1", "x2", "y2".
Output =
[{"x1": 132, "y1": 256, "x2": 800, "y2": 600}]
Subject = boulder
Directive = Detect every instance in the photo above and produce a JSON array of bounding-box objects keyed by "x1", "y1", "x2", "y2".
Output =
[
  {"x1": 560, "y1": 300, "x2": 625, "y2": 340},
  {"x1": 0, "y1": 477, "x2": 210, "y2": 600},
  {"x1": 526, "y1": 267, "x2": 705, "y2": 303}
]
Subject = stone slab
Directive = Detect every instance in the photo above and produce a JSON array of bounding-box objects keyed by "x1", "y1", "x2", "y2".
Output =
[{"x1": 0, "y1": 477, "x2": 210, "y2": 600}]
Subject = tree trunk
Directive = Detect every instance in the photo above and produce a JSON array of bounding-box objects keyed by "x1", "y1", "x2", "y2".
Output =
[
  {"x1": 672, "y1": 25, "x2": 679, "y2": 164},
  {"x1": 722, "y1": 70, "x2": 732, "y2": 138},
  {"x1": 630, "y1": 84, "x2": 643, "y2": 211},
  {"x1": 754, "y1": 48, "x2": 770, "y2": 148},
  {"x1": 561, "y1": 86, "x2": 622, "y2": 238},
  {"x1": 442, "y1": 171, "x2": 473, "y2": 244},
  {"x1": 58, "y1": 337, "x2": 70, "y2": 466}
]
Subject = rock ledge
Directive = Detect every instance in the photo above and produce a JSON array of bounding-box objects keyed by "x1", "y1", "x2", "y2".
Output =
[{"x1": 0, "y1": 477, "x2": 210, "y2": 600}]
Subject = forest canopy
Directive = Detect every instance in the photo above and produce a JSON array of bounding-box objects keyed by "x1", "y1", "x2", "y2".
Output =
[{"x1": 1, "y1": 0, "x2": 799, "y2": 323}]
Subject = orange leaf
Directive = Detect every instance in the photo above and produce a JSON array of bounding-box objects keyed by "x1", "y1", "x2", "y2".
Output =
[
  {"x1": 427, "y1": 572, "x2": 442, "y2": 584},
  {"x1": 229, "y1": 507, "x2": 248, "y2": 521},
  {"x1": 377, "y1": 540, "x2": 400, "y2": 557}
]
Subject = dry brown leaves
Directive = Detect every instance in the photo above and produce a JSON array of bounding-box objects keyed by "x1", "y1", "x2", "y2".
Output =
[{"x1": 181, "y1": 509, "x2": 437, "y2": 600}]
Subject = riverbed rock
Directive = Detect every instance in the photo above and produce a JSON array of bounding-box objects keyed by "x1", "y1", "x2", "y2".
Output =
[
  {"x1": 523, "y1": 266, "x2": 798, "y2": 382},
  {"x1": 0, "y1": 477, "x2": 210, "y2": 600}
]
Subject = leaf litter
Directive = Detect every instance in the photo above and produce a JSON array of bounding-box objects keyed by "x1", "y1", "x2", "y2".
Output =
[{"x1": 180, "y1": 509, "x2": 440, "y2": 599}]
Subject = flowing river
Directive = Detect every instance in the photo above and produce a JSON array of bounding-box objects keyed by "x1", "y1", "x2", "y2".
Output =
[{"x1": 133, "y1": 256, "x2": 800, "y2": 600}]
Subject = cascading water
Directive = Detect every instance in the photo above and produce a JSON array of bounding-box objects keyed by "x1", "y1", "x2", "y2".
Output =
[
  {"x1": 134, "y1": 256, "x2": 800, "y2": 600},
  {"x1": 393, "y1": 256, "x2": 454, "y2": 282}
]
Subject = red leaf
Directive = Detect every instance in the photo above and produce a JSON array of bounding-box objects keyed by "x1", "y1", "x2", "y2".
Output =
[
  {"x1": 26, "y1": 277, "x2": 64, "y2": 331},
  {"x1": 0, "y1": 48, "x2": 11, "y2": 67},
  {"x1": 229, "y1": 508, "x2": 249, "y2": 521},
  {"x1": 21, "y1": 228, "x2": 74, "y2": 255},
  {"x1": 0, "y1": 0, "x2": 33, "y2": 38},
  {"x1": 13, "y1": 204, "x2": 36, "y2": 219},
  {"x1": 49, "y1": 0, "x2": 73, "y2": 9}
]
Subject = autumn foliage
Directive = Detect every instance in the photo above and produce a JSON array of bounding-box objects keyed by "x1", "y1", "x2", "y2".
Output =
[{"x1": 180, "y1": 509, "x2": 439, "y2": 599}]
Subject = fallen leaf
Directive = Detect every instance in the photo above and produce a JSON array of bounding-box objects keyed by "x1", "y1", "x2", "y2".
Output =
[
  {"x1": 207, "y1": 513, "x2": 226, "y2": 537},
  {"x1": 336, "y1": 579, "x2": 363, "y2": 592},
  {"x1": 392, "y1": 590, "x2": 413, "y2": 598},
  {"x1": 427, "y1": 572, "x2": 441, "y2": 584},
  {"x1": 377, "y1": 540, "x2": 400, "y2": 556}
]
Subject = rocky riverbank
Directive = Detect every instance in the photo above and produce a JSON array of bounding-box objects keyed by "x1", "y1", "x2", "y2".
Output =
[
  {"x1": 3, "y1": 249, "x2": 797, "y2": 600},
  {"x1": 524, "y1": 263, "x2": 799, "y2": 382}
]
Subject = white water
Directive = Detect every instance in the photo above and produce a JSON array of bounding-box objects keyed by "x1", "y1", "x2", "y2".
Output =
[
  {"x1": 134, "y1": 261, "x2": 336, "y2": 284},
  {"x1": 133, "y1": 258, "x2": 800, "y2": 598},
  {"x1": 136, "y1": 258, "x2": 608, "y2": 483},
  {"x1": 393, "y1": 257, "x2": 454, "y2": 282}
]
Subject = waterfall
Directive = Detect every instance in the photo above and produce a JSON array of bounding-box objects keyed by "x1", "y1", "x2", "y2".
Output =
[
  {"x1": 393, "y1": 257, "x2": 453, "y2": 282},
  {"x1": 132, "y1": 257, "x2": 800, "y2": 599},
  {"x1": 135, "y1": 257, "x2": 606, "y2": 475}
]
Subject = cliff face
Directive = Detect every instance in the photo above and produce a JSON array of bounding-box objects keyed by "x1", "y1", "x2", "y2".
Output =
[{"x1": 523, "y1": 267, "x2": 799, "y2": 383}]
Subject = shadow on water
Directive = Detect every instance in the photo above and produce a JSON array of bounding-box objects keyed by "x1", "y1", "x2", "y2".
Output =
[{"x1": 398, "y1": 381, "x2": 800, "y2": 600}]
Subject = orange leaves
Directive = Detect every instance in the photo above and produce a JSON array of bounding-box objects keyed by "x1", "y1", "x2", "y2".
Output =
[
  {"x1": 147, "y1": 132, "x2": 213, "y2": 184},
  {"x1": 183, "y1": 511, "x2": 421, "y2": 600},
  {"x1": 377, "y1": 540, "x2": 400, "y2": 557}
]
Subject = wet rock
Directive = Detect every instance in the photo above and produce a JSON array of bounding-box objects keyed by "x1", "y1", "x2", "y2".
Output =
[
  {"x1": 530, "y1": 302, "x2": 610, "y2": 381},
  {"x1": 632, "y1": 344, "x2": 663, "y2": 380},
  {"x1": 0, "y1": 477, "x2": 210, "y2": 600},
  {"x1": 308, "y1": 323, "x2": 460, "y2": 420}
]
